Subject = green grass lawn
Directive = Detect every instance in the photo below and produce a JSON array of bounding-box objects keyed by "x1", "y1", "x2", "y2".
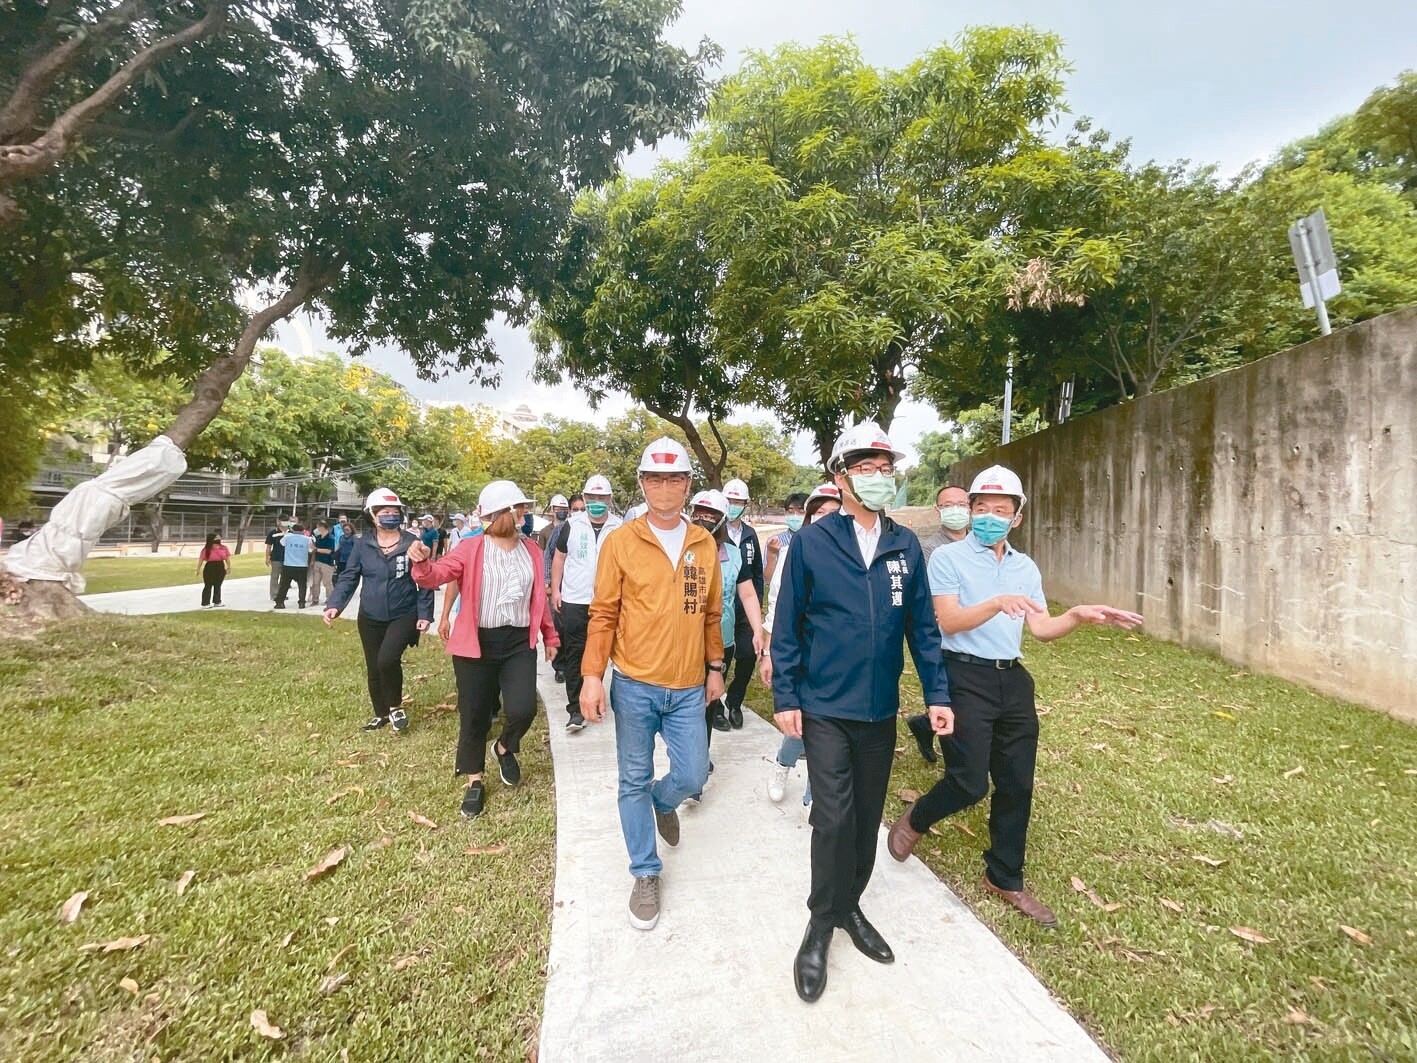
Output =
[
  {"x1": 748, "y1": 624, "x2": 1417, "y2": 1062},
  {"x1": 0, "y1": 614, "x2": 554, "y2": 1060},
  {"x1": 80, "y1": 553, "x2": 270, "y2": 595}
]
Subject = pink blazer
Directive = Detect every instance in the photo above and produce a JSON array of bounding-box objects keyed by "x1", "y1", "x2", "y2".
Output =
[{"x1": 411, "y1": 534, "x2": 559, "y2": 659}]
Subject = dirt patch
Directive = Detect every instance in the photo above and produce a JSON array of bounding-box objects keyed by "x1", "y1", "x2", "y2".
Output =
[{"x1": 0, "y1": 575, "x2": 89, "y2": 640}]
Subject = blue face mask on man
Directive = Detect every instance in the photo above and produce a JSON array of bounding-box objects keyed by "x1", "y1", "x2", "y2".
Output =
[
  {"x1": 376, "y1": 513, "x2": 403, "y2": 529},
  {"x1": 970, "y1": 512, "x2": 1014, "y2": 546}
]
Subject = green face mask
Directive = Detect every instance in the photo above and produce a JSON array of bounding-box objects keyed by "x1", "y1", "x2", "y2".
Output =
[
  {"x1": 586, "y1": 501, "x2": 610, "y2": 518},
  {"x1": 850, "y1": 473, "x2": 896, "y2": 512},
  {"x1": 727, "y1": 503, "x2": 745, "y2": 521}
]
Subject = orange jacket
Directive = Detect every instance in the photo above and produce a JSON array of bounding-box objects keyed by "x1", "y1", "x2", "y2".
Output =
[{"x1": 582, "y1": 517, "x2": 724, "y2": 689}]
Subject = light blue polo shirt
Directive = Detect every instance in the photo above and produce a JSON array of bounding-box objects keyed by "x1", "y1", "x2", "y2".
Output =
[{"x1": 927, "y1": 532, "x2": 1045, "y2": 660}]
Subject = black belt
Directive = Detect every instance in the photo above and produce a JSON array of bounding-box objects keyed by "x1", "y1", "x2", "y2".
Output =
[{"x1": 942, "y1": 650, "x2": 1022, "y2": 670}]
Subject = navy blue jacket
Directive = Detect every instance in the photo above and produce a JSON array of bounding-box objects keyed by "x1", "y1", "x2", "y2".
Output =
[
  {"x1": 327, "y1": 531, "x2": 435, "y2": 623},
  {"x1": 731, "y1": 522, "x2": 764, "y2": 630},
  {"x1": 771, "y1": 511, "x2": 950, "y2": 722}
]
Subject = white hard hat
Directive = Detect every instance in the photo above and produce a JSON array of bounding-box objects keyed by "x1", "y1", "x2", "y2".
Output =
[
  {"x1": 549, "y1": 493, "x2": 569, "y2": 508},
  {"x1": 806, "y1": 482, "x2": 843, "y2": 508},
  {"x1": 827, "y1": 421, "x2": 906, "y2": 472},
  {"x1": 451, "y1": 512, "x2": 466, "y2": 522},
  {"x1": 968, "y1": 465, "x2": 1027, "y2": 508},
  {"x1": 582, "y1": 474, "x2": 613, "y2": 495},
  {"x1": 722, "y1": 478, "x2": 750, "y2": 502},
  {"x1": 419, "y1": 513, "x2": 435, "y2": 521},
  {"x1": 638, "y1": 436, "x2": 692, "y2": 474},
  {"x1": 364, "y1": 487, "x2": 404, "y2": 513},
  {"x1": 478, "y1": 479, "x2": 534, "y2": 515},
  {"x1": 689, "y1": 488, "x2": 729, "y2": 515}
]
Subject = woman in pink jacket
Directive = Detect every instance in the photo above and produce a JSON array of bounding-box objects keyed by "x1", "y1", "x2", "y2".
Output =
[{"x1": 408, "y1": 481, "x2": 560, "y2": 818}]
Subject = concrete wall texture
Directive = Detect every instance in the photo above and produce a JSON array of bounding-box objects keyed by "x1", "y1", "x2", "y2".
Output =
[{"x1": 950, "y1": 306, "x2": 1417, "y2": 721}]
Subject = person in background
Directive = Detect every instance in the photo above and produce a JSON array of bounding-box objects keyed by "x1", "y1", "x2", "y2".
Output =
[
  {"x1": 718, "y1": 478, "x2": 764, "y2": 731},
  {"x1": 196, "y1": 531, "x2": 232, "y2": 608},
  {"x1": 264, "y1": 514, "x2": 292, "y2": 602},
  {"x1": 308, "y1": 519, "x2": 338, "y2": 608},
  {"x1": 906, "y1": 484, "x2": 974, "y2": 763},
  {"x1": 759, "y1": 483, "x2": 843, "y2": 806},
  {"x1": 764, "y1": 492, "x2": 808, "y2": 586},
  {"x1": 275, "y1": 522, "x2": 314, "y2": 609},
  {"x1": 331, "y1": 513, "x2": 349, "y2": 552},
  {"x1": 437, "y1": 517, "x2": 451, "y2": 559},
  {"x1": 408, "y1": 480, "x2": 559, "y2": 818},
  {"x1": 419, "y1": 514, "x2": 441, "y2": 559},
  {"x1": 539, "y1": 493, "x2": 574, "y2": 683},
  {"x1": 551, "y1": 475, "x2": 620, "y2": 732},
  {"x1": 888, "y1": 465, "x2": 1143, "y2": 929},
  {"x1": 334, "y1": 520, "x2": 356, "y2": 575},
  {"x1": 325, "y1": 488, "x2": 434, "y2": 733}
]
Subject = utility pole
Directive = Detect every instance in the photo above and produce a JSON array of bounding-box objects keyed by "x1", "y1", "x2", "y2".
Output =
[{"x1": 1001, "y1": 352, "x2": 1015, "y2": 445}]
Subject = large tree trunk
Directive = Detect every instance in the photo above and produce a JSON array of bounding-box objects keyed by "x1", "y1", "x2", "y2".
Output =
[
  {"x1": 2, "y1": 268, "x2": 323, "y2": 616},
  {"x1": 142, "y1": 496, "x2": 165, "y2": 553}
]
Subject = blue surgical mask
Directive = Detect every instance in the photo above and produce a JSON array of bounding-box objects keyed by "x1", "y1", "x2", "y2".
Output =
[
  {"x1": 784, "y1": 515, "x2": 804, "y2": 533},
  {"x1": 553, "y1": 508, "x2": 569, "y2": 521},
  {"x1": 376, "y1": 514, "x2": 403, "y2": 529},
  {"x1": 971, "y1": 513, "x2": 1013, "y2": 546},
  {"x1": 586, "y1": 501, "x2": 609, "y2": 518},
  {"x1": 727, "y1": 503, "x2": 746, "y2": 521}
]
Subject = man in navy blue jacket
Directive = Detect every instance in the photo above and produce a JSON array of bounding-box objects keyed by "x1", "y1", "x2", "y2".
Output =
[{"x1": 771, "y1": 421, "x2": 955, "y2": 1003}]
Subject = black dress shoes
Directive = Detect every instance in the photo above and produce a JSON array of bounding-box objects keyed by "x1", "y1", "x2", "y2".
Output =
[
  {"x1": 710, "y1": 704, "x2": 731, "y2": 732},
  {"x1": 728, "y1": 704, "x2": 744, "y2": 729},
  {"x1": 793, "y1": 921, "x2": 833, "y2": 1002},
  {"x1": 906, "y1": 712, "x2": 939, "y2": 763},
  {"x1": 838, "y1": 908, "x2": 894, "y2": 964}
]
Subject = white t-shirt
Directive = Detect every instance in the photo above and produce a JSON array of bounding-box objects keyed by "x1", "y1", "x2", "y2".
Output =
[{"x1": 647, "y1": 518, "x2": 687, "y2": 564}]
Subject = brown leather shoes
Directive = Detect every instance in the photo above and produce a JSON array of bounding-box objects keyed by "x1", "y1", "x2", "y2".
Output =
[
  {"x1": 888, "y1": 804, "x2": 923, "y2": 861},
  {"x1": 981, "y1": 876, "x2": 1058, "y2": 927}
]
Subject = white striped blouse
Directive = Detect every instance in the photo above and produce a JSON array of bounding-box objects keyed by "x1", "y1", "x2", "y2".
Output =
[{"x1": 478, "y1": 539, "x2": 534, "y2": 628}]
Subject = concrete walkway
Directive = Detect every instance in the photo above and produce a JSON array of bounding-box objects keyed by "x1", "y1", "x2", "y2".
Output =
[
  {"x1": 535, "y1": 658, "x2": 1107, "y2": 1062},
  {"x1": 79, "y1": 583, "x2": 1106, "y2": 1060}
]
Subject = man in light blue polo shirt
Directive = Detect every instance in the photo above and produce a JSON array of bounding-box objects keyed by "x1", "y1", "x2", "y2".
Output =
[{"x1": 887, "y1": 465, "x2": 1143, "y2": 927}]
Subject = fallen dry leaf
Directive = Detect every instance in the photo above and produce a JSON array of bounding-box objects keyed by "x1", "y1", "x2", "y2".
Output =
[
  {"x1": 1206, "y1": 819, "x2": 1244, "y2": 840},
  {"x1": 326, "y1": 787, "x2": 366, "y2": 806},
  {"x1": 1210, "y1": 711, "x2": 1235, "y2": 722},
  {"x1": 1282, "y1": 765, "x2": 1305, "y2": 779},
  {"x1": 951, "y1": 822, "x2": 977, "y2": 839},
  {"x1": 327, "y1": 943, "x2": 355, "y2": 971},
  {"x1": 175, "y1": 871, "x2": 196, "y2": 896},
  {"x1": 280, "y1": 931, "x2": 296, "y2": 948},
  {"x1": 1159, "y1": 897, "x2": 1185, "y2": 913},
  {"x1": 464, "y1": 844, "x2": 507, "y2": 856},
  {"x1": 1070, "y1": 876, "x2": 1087, "y2": 893},
  {"x1": 1338, "y1": 924, "x2": 1373, "y2": 945},
  {"x1": 320, "y1": 972, "x2": 350, "y2": 995},
  {"x1": 60, "y1": 890, "x2": 88, "y2": 924},
  {"x1": 408, "y1": 811, "x2": 439, "y2": 830},
  {"x1": 79, "y1": 934, "x2": 151, "y2": 954},
  {"x1": 1192, "y1": 855, "x2": 1226, "y2": 867},
  {"x1": 250, "y1": 1009, "x2": 285, "y2": 1040},
  {"x1": 1229, "y1": 926, "x2": 1273, "y2": 945},
  {"x1": 157, "y1": 812, "x2": 207, "y2": 827},
  {"x1": 1285, "y1": 1007, "x2": 1315, "y2": 1026},
  {"x1": 393, "y1": 953, "x2": 422, "y2": 971},
  {"x1": 368, "y1": 835, "x2": 394, "y2": 850},
  {"x1": 304, "y1": 845, "x2": 350, "y2": 883},
  {"x1": 896, "y1": 788, "x2": 920, "y2": 804},
  {"x1": 371, "y1": 797, "x2": 392, "y2": 814},
  {"x1": 1086, "y1": 890, "x2": 1123, "y2": 912},
  {"x1": 1212, "y1": 774, "x2": 1234, "y2": 785},
  {"x1": 118, "y1": 977, "x2": 140, "y2": 995}
]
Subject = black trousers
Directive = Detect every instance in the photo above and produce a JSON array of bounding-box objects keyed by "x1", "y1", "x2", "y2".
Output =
[
  {"x1": 723, "y1": 622, "x2": 757, "y2": 712},
  {"x1": 909, "y1": 662, "x2": 1039, "y2": 892},
  {"x1": 357, "y1": 611, "x2": 420, "y2": 717},
  {"x1": 801, "y1": 713, "x2": 897, "y2": 926},
  {"x1": 559, "y1": 602, "x2": 590, "y2": 719},
  {"x1": 451, "y1": 626, "x2": 536, "y2": 777},
  {"x1": 551, "y1": 606, "x2": 566, "y2": 673},
  {"x1": 276, "y1": 565, "x2": 308, "y2": 607},
  {"x1": 201, "y1": 561, "x2": 226, "y2": 606},
  {"x1": 704, "y1": 646, "x2": 734, "y2": 748}
]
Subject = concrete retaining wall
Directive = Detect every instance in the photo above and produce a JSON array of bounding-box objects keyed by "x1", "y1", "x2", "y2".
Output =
[{"x1": 949, "y1": 306, "x2": 1417, "y2": 721}]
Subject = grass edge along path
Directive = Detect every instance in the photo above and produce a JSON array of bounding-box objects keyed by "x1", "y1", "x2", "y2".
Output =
[
  {"x1": 79, "y1": 553, "x2": 269, "y2": 595},
  {"x1": 744, "y1": 620, "x2": 1416, "y2": 1063},
  {"x1": 0, "y1": 613, "x2": 554, "y2": 1060}
]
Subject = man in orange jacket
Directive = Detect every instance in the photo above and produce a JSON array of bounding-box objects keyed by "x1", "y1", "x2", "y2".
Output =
[{"x1": 580, "y1": 437, "x2": 726, "y2": 933}]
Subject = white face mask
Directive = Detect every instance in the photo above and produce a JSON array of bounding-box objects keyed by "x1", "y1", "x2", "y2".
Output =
[{"x1": 939, "y1": 505, "x2": 970, "y2": 530}]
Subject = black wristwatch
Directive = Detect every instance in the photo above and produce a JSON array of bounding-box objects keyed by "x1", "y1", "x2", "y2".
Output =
[{"x1": 706, "y1": 662, "x2": 726, "y2": 674}]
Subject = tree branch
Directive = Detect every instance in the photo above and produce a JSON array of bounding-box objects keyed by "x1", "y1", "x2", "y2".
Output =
[{"x1": 0, "y1": 3, "x2": 226, "y2": 223}]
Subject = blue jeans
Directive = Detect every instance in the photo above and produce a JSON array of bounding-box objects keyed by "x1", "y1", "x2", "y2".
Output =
[
  {"x1": 777, "y1": 735, "x2": 812, "y2": 804},
  {"x1": 610, "y1": 671, "x2": 710, "y2": 877}
]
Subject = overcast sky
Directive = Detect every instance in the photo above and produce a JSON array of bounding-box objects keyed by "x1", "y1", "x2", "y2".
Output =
[{"x1": 276, "y1": 0, "x2": 1417, "y2": 466}]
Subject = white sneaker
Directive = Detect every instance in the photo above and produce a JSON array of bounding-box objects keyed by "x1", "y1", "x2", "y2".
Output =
[{"x1": 768, "y1": 761, "x2": 790, "y2": 803}]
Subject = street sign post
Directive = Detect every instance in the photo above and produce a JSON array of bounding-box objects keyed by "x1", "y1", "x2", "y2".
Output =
[{"x1": 1288, "y1": 208, "x2": 1341, "y2": 335}]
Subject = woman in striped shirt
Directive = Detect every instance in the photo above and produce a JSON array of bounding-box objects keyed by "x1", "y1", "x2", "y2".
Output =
[{"x1": 408, "y1": 480, "x2": 559, "y2": 819}]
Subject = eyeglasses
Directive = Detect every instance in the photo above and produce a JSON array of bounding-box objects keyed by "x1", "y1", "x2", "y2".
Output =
[
  {"x1": 642, "y1": 474, "x2": 689, "y2": 487},
  {"x1": 845, "y1": 461, "x2": 895, "y2": 476}
]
